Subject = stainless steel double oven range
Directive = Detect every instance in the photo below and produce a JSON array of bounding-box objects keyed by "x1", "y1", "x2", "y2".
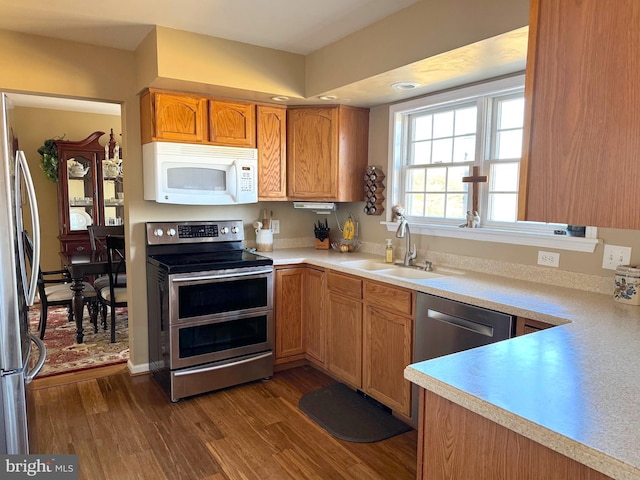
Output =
[{"x1": 146, "y1": 220, "x2": 273, "y2": 402}]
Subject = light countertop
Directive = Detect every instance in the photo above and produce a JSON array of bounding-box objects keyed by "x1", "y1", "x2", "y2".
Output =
[{"x1": 261, "y1": 247, "x2": 640, "y2": 480}]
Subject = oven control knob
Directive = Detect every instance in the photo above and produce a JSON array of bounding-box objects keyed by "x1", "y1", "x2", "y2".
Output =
[
  {"x1": 167, "y1": 228, "x2": 176, "y2": 237},
  {"x1": 220, "y1": 227, "x2": 229, "y2": 235},
  {"x1": 154, "y1": 228, "x2": 164, "y2": 237},
  {"x1": 231, "y1": 226, "x2": 239, "y2": 234}
]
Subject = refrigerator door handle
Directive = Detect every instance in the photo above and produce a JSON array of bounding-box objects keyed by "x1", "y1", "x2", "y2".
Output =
[
  {"x1": 15, "y1": 150, "x2": 40, "y2": 307},
  {"x1": 24, "y1": 334, "x2": 46, "y2": 383}
]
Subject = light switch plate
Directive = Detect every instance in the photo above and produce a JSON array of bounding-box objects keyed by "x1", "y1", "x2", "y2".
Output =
[
  {"x1": 271, "y1": 220, "x2": 280, "y2": 234},
  {"x1": 602, "y1": 244, "x2": 632, "y2": 270}
]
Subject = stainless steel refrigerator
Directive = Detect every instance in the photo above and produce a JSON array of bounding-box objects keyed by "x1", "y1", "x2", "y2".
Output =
[{"x1": 0, "y1": 92, "x2": 46, "y2": 454}]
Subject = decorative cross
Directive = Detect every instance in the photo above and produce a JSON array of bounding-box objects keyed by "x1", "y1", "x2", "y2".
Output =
[{"x1": 462, "y1": 166, "x2": 488, "y2": 213}]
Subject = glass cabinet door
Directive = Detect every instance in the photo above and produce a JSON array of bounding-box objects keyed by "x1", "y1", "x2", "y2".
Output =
[
  {"x1": 67, "y1": 154, "x2": 95, "y2": 232},
  {"x1": 102, "y1": 161, "x2": 123, "y2": 226}
]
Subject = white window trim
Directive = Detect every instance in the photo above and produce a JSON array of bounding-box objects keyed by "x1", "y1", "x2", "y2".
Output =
[
  {"x1": 385, "y1": 75, "x2": 599, "y2": 253},
  {"x1": 381, "y1": 222, "x2": 599, "y2": 253}
]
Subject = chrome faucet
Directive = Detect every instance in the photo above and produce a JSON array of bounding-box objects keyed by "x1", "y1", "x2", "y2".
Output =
[{"x1": 394, "y1": 206, "x2": 417, "y2": 267}]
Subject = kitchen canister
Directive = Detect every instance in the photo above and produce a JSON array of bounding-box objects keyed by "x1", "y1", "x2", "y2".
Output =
[
  {"x1": 614, "y1": 265, "x2": 640, "y2": 305},
  {"x1": 256, "y1": 228, "x2": 273, "y2": 252}
]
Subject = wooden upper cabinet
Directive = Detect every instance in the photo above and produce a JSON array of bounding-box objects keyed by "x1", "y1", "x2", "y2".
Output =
[
  {"x1": 209, "y1": 100, "x2": 256, "y2": 147},
  {"x1": 287, "y1": 105, "x2": 369, "y2": 201},
  {"x1": 518, "y1": 0, "x2": 640, "y2": 229},
  {"x1": 140, "y1": 89, "x2": 207, "y2": 144},
  {"x1": 257, "y1": 105, "x2": 287, "y2": 200}
]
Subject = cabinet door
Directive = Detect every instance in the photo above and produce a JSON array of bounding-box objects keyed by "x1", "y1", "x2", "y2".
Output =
[
  {"x1": 274, "y1": 267, "x2": 305, "y2": 362},
  {"x1": 209, "y1": 100, "x2": 256, "y2": 147},
  {"x1": 154, "y1": 92, "x2": 207, "y2": 143},
  {"x1": 515, "y1": 317, "x2": 554, "y2": 336},
  {"x1": 363, "y1": 305, "x2": 412, "y2": 416},
  {"x1": 257, "y1": 105, "x2": 287, "y2": 200},
  {"x1": 287, "y1": 107, "x2": 338, "y2": 199},
  {"x1": 304, "y1": 267, "x2": 325, "y2": 365},
  {"x1": 519, "y1": 0, "x2": 640, "y2": 228},
  {"x1": 327, "y1": 292, "x2": 362, "y2": 388}
]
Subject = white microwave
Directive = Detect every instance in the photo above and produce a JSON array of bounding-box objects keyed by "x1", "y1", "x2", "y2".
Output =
[{"x1": 142, "y1": 142, "x2": 258, "y2": 205}]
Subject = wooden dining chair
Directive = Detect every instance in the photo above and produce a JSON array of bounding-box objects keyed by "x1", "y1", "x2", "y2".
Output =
[
  {"x1": 97, "y1": 235, "x2": 127, "y2": 343},
  {"x1": 88, "y1": 225, "x2": 124, "y2": 252},
  {"x1": 88, "y1": 225, "x2": 126, "y2": 316},
  {"x1": 22, "y1": 230, "x2": 99, "y2": 339}
]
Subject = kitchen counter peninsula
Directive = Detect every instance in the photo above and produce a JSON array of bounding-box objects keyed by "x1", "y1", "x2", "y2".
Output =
[{"x1": 261, "y1": 247, "x2": 640, "y2": 480}]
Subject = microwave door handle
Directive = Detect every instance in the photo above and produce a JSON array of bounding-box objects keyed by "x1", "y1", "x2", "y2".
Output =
[{"x1": 15, "y1": 151, "x2": 41, "y2": 306}]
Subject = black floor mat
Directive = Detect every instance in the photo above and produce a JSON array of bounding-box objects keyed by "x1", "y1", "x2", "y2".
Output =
[{"x1": 298, "y1": 383, "x2": 412, "y2": 443}]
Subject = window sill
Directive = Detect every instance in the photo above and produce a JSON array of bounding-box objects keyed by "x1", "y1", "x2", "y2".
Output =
[{"x1": 381, "y1": 222, "x2": 599, "y2": 253}]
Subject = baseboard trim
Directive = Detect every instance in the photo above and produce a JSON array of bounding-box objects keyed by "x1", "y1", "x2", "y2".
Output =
[{"x1": 128, "y1": 360, "x2": 150, "y2": 375}]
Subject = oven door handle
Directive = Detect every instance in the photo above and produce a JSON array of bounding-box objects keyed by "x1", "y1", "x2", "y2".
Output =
[{"x1": 171, "y1": 268, "x2": 273, "y2": 282}]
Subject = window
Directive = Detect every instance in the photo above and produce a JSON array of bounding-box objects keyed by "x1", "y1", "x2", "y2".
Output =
[
  {"x1": 397, "y1": 77, "x2": 528, "y2": 228},
  {"x1": 387, "y1": 75, "x2": 599, "y2": 252}
]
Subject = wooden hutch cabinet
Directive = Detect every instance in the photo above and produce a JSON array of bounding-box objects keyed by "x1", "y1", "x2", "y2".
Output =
[{"x1": 56, "y1": 131, "x2": 123, "y2": 253}]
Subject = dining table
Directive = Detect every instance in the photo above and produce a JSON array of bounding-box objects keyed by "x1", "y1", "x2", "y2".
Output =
[{"x1": 59, "y1": 249, "x2": 108, "y2": 343}]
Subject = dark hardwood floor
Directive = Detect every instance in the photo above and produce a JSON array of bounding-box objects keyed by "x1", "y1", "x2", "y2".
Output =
[{"x1": 30, "y1": 365, "x2": 417, "y2": 480}]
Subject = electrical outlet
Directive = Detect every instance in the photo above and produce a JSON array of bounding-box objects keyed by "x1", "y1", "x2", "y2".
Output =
[
  {"x1": 537, "y1": 250, "x2": 560, "y2": 267},
  {"x1": 602, "y1": 244, "x2": 631, "y2": 270},
  {"x1": 271, "y1": 219, "x2": 280, "y2": 234}
]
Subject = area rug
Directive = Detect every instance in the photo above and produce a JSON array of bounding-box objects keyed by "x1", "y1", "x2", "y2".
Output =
[
  {"x1": 298, "y1": 383, "x2": 412, "y2": 443},
  {"x1": 28, "y1": 304, "x2": 129, "y2": 378}
]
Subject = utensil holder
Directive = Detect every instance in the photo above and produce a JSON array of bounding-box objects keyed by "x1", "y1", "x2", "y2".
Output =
[{"x1": 256, "y1": 229, "x2": 273, "y2": 252}]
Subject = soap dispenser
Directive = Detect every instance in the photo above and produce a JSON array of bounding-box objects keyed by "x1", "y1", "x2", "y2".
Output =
[{"x1": 385, "y1": 239, "x2": 394, "y2": 263}]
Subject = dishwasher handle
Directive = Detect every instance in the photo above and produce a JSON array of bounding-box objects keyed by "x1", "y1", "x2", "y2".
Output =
[{"x1": 428, "y1": 309, "x2": 494, "y2": 338}]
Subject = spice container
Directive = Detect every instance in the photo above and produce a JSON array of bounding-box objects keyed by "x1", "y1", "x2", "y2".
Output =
[{"x1": 614, "y1": 265, "x2": 640, "y2": 305}]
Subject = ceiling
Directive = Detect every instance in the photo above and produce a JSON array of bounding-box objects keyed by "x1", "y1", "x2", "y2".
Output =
[
  {"x1": 0, "y1": 0, "x2": 420, "y2": 54},
  {"x1": 1, "y1": 0, "x2": 528, "y2": 110}
]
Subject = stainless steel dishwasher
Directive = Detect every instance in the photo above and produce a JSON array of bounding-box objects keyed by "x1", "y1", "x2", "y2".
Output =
[
  {"x1": 410, "y1": 292, "x2": 515, "y2": 426},
  {"x1": 414, "y1": 292, "x2": 515, "y2": 363}
]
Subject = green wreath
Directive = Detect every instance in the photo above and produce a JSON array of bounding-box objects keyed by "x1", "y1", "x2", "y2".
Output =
[{"x1": 37, "y1": 137, "x2": 62, "y2": 183}]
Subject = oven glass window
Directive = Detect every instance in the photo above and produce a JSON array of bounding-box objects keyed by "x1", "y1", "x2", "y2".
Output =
[
  {"x1": 178, "y1": 315, "x2": 268, "y2": 358},
  {"x1": 178, "y1": 277, "x2": 268, "y2": 318}
]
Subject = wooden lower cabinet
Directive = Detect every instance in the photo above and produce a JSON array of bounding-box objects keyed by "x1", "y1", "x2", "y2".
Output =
[
  {"x1": 304, "y1": 267, "x2": 326, "y2": 365},
  {"x1": 274, "y1": 267, "x2": 305, "y2": 363},
  {"x1": 363, "y1": 305, "x2": 412, "y2": 416},
  {"x1": 274, "y1": 265, "x2": 325, "y2": 365},
  {"x1": 419, "y1": 389, "x2": 612, "y2": 480},
  {"x1": 275, "y1": 267, "x2": 415, "y2": 416},
  {"x1": 327, "y1": 292, "x2": 363, "y2": 388},
  {"x1": 516, "y1": 316, "x2": 554, "y2": 336}
]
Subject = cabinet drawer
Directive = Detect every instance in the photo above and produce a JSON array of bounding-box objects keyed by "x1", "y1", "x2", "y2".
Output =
[
  {"x1": 327, "y1": 271, "x2": 362, "y2": 299},
  {"x1": 364, "y1": 281, "x2": 414, "y2": 316}
]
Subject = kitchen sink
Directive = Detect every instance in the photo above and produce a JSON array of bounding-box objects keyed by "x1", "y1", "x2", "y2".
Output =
[
  {"x1": 373, "y1": 268, "x2": 444, "y2": 280},
  {"x1": 340, "y1": 259, "x2": 395, "y2": 271}
]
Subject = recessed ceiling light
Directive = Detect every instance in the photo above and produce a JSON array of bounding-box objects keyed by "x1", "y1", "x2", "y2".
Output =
[
  {"x1": 318, "y1": 95, "x2": 338, "y2": 101},
  {"x1": 271, "y1": 96, "x2": 290, "y2": 102},
  {"x1": 390, "y1": 81, "x2": 421, "y2": 90}
]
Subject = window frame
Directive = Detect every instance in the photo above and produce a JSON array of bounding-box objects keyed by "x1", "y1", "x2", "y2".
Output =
[{"x1": 385, "y1": 75, "x2": 599, "y2": 253}]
